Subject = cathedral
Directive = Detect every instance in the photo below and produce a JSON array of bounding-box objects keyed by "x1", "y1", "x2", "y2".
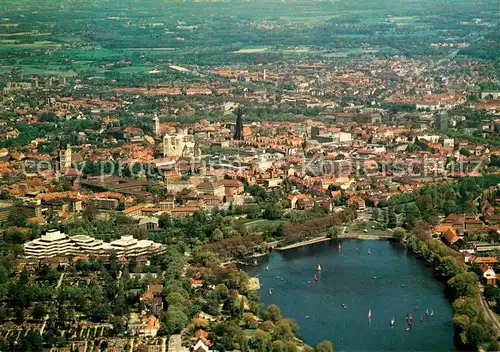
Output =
[{"x1": 162, "y1": 129, "x2": 199, "y2": 158}]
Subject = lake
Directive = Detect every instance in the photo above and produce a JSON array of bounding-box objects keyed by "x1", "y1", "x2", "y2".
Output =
[{"x1": 245, "y1": 239, "x2": 454, "y2": 352}]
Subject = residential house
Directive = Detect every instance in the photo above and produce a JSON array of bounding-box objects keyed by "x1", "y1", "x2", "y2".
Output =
[
  {"x1": 193, "y1": 339, "x2": 210, "y2": 352},
  {"x1": 194, "y1": 329, "x2": 212, "y2": 348},
  {"x1": 482, "y1": 266, "x2": 497, "y2": 285},
  {"x1": 347, "y1": 196, "x2": 366, "y2": 211},
  {"x1": 288, "y1": 193, "x2": 310, "y2": 209},
  {"x1": 442, "y1": 227, "x2": 461, "y2": 245},
  {"x1": 472, "y1": 256, "x2": 499, "y2": 265},
  {"x1": 129, "y1": 315, "x2": 160, "y2": 337},
  {"x1": 140, "y1": 284, "x2": 164, "y2": 314},
  {"x1": 194, "y1": 312, "x2": 216, "y2": 323}
]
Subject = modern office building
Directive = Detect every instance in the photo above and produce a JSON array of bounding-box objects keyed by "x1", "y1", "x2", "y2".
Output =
[
  {"x1": 23, "y1": 230, "x2": 166, "y2": 260},
  {"x1": 24, "y1": 230, "x2": 77, "y2": 259}
]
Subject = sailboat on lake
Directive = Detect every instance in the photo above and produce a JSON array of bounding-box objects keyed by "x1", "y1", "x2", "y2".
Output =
[
  {"x1": 317, "y1": 264, "x2": 322, "y2": 271},
  {"x1": 368, "y1": 310, "x2": 372, "y2": 320}
]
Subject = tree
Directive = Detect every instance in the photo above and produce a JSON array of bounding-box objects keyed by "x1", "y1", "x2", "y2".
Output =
[
  {"x1": 460, "y1": 148, "x2": 471, "y2": 157},
  {"x1": 447, "y1": 272, "x2": 479, "y2": 299},
  {"x1": 488, "y1": 338, "x2": 500, "y2": 351},
  {"x1": 162, "y1": 309, "x2": 188, "y2": 334},
  {"x1": 159, "y1": 213, "x2": 172, "y2": 228},
  {"x1": 166, "y1": 292, "x2": 189, "y2": 307},
  {"x1": 32, "y1": 303, "x2": 46, "y2": 320},
  {"x1": 371, "y1": 208, "x2": 380, "y2": 221},
  {"x1": 382, "y1": 209, "x2": 388, "y2": 224},
  {"x1": 327, "y1": 227, "x2": 339, "y2": 239},
  {"x1": 215, "y1": 284, "x2": 229, "y2": 299},
  {"x1": 453, "y1": 314, "x2": 471, "y2": 332},
  {"x1": 263, "y1": 203, "x2": 283, "y2": 220},
  {"x1": 467, "y1": 322, "x2": 489, "y2": 345},
  {"x1": 393, "y1": 227, "x2": 406, "y2": 241},
  {"x1": 272, "y1": 340, "x2": 286, "y2": 352},
  {"x1": 252, "y1": 329, "x2": 271, "y2": 352},
  {"x1": 437, "y1": 256, "x2": 464, "y2": 279},
  {"x1": 314, "y1": 340, "x2": 334, "y2": 352},
  {"x1": 403, "y1": 203, "x2": 421, "y2": 229},
  {"x1": 387, "y1": 207, "x2": 397, "y2": 228},
  {"x1": 263, "y1": 305, "x2": 282, "y2": 323},
  {"x1": 211, "y1": 228, "x2": 224, "y2": 242},
  {"x1": 16, "y1": 330, "x2": 42, "y2": 352}
]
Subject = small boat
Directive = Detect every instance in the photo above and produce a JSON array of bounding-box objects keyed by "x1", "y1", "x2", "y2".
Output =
[
  {"x1": 268, "y1": 288, "x2": 273, "y2": 296},
  {"x1": 308, "y1": 281, "x2": 311, "y2": 284},
  {"x1": 372, "y1": 276, "x2": 377, "y2": 279},
  {"x1": 426, "y1": 308, "x2": 429, "y2": 316},
  {"x1": 275, "y1": 276, "x2": 280, "y2": 279},
  {"x1": 338, "y1": 242, "x2": 342, "y2": 250},
  {"x1": 314, "y1": 274, "x2": 318, "y2": 282},
  {"x1": 266, "y1": 265, "x2": 269, "y2": 271},
  {"x1": 342, "y1": 303, "x2": 347, "y2": 309},
  {"x1": 253, "y1": 259, "x2": 258, "y2": 266},
  {"x1": 317, "y1": 264, "x2": 322, "y2": 271},
  {"x1": 368, "y1": 249, "x2": 371, "y2": 255},
  {"x1": 430, "y1": 309, "x2": 434, "y2": 317},
  {"x1": 408, "y1": 314, "x2": 413, "y2": 326},
  {"x1": 305, "y1": 316, "x2": 310, "y2": 319},
  {"x1": 390, "y1": 317, "x2": 395, "y2": 327},
  {"x1": 420, "y1": 316, "x2": 424, "y2": 322},
  {"x1": 280, "y1": 277, "x2": 284, "y2": 281},
  {"x1": 368, "y1": 310, "x2": 372, "y2": 319},
  {"x1": 406, "y1": 327, "x2": 411, "y2": 331}
]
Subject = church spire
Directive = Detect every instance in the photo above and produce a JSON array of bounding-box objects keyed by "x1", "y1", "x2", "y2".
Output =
[{"x1": 234, "y1": 106, "x2": 243, "y2": 140}]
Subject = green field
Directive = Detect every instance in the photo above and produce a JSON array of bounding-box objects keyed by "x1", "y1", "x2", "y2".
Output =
[
  {"x1": 243, "y1": 219, "x2": 287, "y2": 233},
  {"x1": 0, "y1": 0, "x2": 497, "y2": 73},
  {"x1": 0, "y1": 65, "x2": 76, "y2": 76}
]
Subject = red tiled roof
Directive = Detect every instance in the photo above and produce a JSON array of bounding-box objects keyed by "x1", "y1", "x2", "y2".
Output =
[{"x1": 443, "y1": 228, "x2": 460, "y2": 244}]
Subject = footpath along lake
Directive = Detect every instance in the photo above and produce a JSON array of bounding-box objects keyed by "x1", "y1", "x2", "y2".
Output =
[{"x1": 245, "y1": 239, "x2": 454, "y2": 351}]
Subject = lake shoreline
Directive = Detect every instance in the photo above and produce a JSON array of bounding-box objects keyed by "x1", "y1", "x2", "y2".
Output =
[
  {"x1": 244, "y1": 238, "x2": 454, "y2": 350},
  {"x1": 275, "y1": 233, "x2": 396, "y2": 251}
]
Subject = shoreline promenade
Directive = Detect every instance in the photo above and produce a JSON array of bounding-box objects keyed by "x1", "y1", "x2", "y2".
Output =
[{"x1": 275, "y1": 233, "x2": 395, "y2": 251}]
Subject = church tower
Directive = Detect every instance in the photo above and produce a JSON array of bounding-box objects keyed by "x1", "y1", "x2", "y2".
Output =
[
  {"x1": 234, "y1": 106, "x2": 243, "y2": 140},
  {"x1": 153, "y1": 113, "x2": 160, "y2": 138},
  {"x1": 59, "y1": 144, "x2": 72, "y2": 171}
]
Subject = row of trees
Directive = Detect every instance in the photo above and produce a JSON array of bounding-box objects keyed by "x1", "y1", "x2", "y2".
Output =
[
  {"x1": 405, "y1": 231, "x2": 496, "y2": 350},
  {"x1": 278, "y1": 208, "x2": 357, "y2": 246}
]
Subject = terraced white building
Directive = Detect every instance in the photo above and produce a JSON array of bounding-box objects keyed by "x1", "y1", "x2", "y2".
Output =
[{"x1": 23, "y1": 230, "x2": 165, "y2": 260}]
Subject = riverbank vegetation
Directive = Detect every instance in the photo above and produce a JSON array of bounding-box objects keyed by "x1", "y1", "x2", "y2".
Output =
[
  {"x1": 377, "y1": 173, "x2": 500, "y2": 351},
  {"x1": 402, "y1": 224, "x2": 496, "y2": 350},
  {"x1": 186, "y1": 252, "x2": 335, "y2": 351},
  {"x1": 375, "y1": 174, "x2": 500, "y2": 230}
]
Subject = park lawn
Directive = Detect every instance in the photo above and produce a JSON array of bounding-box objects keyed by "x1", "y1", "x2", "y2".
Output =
[
  {"x1": 243, "y1": 219, "x2": 288, "y2": 233},
  {"x1": 344, "y1": 220, "x2": 388, "y2": 235}
]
